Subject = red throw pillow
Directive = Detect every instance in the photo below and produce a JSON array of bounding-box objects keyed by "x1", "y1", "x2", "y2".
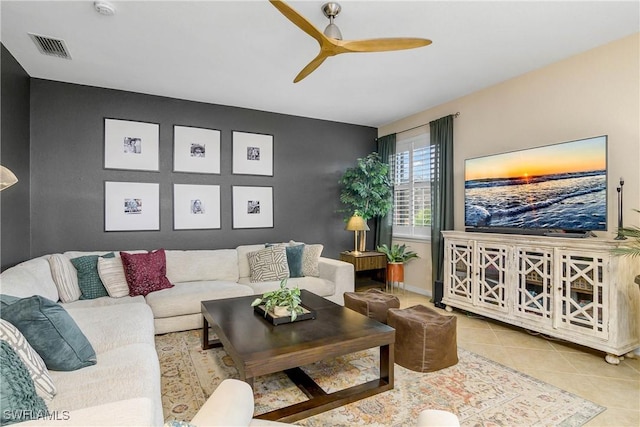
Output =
[{"x1": 120, "y1": 249, "x2": 173, "y2": 297}]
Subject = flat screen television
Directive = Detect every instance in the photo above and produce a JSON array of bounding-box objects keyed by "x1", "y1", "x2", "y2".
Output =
[{"x1": 464, "y1": 135, "x2": 607, "y2": 235}]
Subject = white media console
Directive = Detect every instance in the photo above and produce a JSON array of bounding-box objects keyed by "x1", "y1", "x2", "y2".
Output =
[{"x1": 442, "y1": 231, "x2": 640, "y2": 364}]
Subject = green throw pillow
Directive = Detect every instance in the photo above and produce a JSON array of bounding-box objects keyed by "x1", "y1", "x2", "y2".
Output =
[
  {"x1": 0, "y1": 340, "x2": 49, "y2": 425},
  {"x1": 71, "y1": 252, "x2": 115, "y2": 299},
  {"x1": 0, "y1": 295, "x2": 96, "y2": 371}
]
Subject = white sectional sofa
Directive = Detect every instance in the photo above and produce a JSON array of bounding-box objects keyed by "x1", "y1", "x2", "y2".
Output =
[{"x1": 0, "y1": 243, "x2": 354, "y2": 426}]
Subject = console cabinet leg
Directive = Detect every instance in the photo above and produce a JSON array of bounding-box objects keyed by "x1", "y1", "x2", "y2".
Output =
[{"x1": 605, "y1": 353, "x2": 621, "y2": 365}]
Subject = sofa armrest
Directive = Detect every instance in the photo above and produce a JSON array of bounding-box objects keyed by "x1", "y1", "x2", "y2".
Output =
[
  {"x1": 318, "y1": 257, "x2": 354, "y2": 306},
  {"x1": 191, "y1": 379, "x2": 254, "y2": 426}
]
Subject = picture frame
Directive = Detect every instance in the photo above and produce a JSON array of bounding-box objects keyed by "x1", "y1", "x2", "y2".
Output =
[
  {"x1": 104, "y1": 181, "x2": 160, "y2": 231},
  {"x1": 232, "y1": 186, "x2": 273, "y2": 229},
  {"x1": 104, "y1": 118, "x2": 160, "y2": 171},
  {"x1": 232, "y1": 131, "x2": 273, "y2": 176},
  {"x1": 173, "y1": 184, "x2": 221, "y2": 230},
  {"x1": 173, "y1": 125, "x2": 221, "y2": 174}
]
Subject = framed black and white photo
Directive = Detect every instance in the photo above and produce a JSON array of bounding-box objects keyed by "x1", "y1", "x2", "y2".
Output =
[
  {"x1": 104, "y1": 118, "x2": 160, "y2": 171},
  {"x1": 232, "y1": 131, "x2": 273, "y2": 176},
  {"x1": 173, "y1": 125, "x2": 221, "y2": 174},
  {"x1": 104, "y1": 181, "x2": 160, "y2": 231},
  {"x1": 232, "y1": 186, "x2": 273, "y2": 229},
  {"x1": 173, "y1": 184, "x2": 221, "y2": 230}
]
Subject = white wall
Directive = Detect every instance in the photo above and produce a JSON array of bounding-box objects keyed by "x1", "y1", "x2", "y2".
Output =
[{"x1": 380, "y1": 33, "x2": 640, "y2": 296}]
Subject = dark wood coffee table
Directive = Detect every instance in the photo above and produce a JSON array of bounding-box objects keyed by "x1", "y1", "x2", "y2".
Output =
[{"x1": 201, "y1": 290, "x2": 395, "y2": 423}]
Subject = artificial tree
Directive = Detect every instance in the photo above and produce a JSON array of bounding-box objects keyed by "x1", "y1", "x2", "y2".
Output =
[{"x1": 339, "y1": 152, "x2": 393, "y2": 251}]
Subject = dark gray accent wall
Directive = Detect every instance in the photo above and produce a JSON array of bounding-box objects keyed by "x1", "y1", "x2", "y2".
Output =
[
  {"x1": 1, "y1": 45, "x2": 31, "y2": 270},
  {"x1": 29, "y1": 79, "x2": 375, "y2": 259}
]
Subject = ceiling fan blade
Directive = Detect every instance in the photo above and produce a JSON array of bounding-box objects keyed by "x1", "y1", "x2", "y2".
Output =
[
  {"x1": 293, "y1": 52, "x2": 329, "y2": 83},
  {"x1": 340, "y1": 38, "x2": 432, "y2": 53},
  {"x1": 269, "y1": 0, "x2": 327, "y2": 45}
]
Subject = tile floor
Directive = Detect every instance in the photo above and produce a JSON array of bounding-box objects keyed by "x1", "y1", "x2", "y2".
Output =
[{"x1": 396, "y1": 291, "x2": 640, "y2": 427}]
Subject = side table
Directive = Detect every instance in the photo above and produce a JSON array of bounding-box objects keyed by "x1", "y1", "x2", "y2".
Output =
[{"x1": 340, "y1": 251, "x2": 387, "y2": 290}]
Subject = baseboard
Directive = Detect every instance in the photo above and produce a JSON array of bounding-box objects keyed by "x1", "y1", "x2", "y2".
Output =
[{"x1": 403, "y1": 284, "x2": 431, "y2": 298}]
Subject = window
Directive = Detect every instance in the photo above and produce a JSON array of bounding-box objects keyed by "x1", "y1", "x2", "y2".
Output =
[{"x1": 391, "y1": 132, "x2": 431, "y2": 239}]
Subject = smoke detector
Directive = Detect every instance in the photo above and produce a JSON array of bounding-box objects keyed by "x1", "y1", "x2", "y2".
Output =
[{"x1": 94, "y1": 1, "x2": 115, "y2": 16}]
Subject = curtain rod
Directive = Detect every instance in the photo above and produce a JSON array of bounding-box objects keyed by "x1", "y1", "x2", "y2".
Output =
[{"x1": 376, "y1": 112, "x2": 460, "y2": 141}]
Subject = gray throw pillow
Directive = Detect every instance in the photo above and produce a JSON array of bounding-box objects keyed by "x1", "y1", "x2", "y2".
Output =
[{"x1": 0, "y1": 295, "x2": 97, "y2": 371}]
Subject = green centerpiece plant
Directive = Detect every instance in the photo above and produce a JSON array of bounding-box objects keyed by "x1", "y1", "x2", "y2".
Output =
[{"x1": 251, "y1": 279, "x2": 304, "y2": 321}]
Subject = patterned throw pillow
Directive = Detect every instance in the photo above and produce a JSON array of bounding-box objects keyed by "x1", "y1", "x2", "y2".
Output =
[
  {"x1": 0, "y1": 319, "x2": 56, "y2": 400},
  {"x1": 97, "y1": 257, "x2": 129, "y2": 298},
  {"x1": 247, "y1": 245, "x2": 290, "y2": 282},
  {"x1": 48, "y1": 254, "x2": 81, "y2": 303},
  {"x1": 301, "y1": 244, "x2": 323, "y2": 277},
  {"x1": 120, "y1": 249, "x2": 174, "y2": 297},
  {"x1": 0, "y1": 341, "x2": 49, "y2": 425},
  {"x1": 71, "y1": 253, "x2": 115, "y2": 300}
]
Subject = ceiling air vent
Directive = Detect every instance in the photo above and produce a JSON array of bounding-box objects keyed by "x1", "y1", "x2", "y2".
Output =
[{"x1": 28, "y1": 33, "x2": 71, "y2": 59}]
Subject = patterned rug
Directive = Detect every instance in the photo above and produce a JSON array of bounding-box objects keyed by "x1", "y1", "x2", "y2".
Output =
[{"x1": 155, "y1": 330, "x2": 605, "y2": 426}]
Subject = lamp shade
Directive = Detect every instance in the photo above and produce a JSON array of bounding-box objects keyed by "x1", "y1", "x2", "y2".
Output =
[
  {"x1": 345, "y1": 215, "x2": 370, "y2": 231},
  {"x1": 0, "y1": 166, "x2": 18, "y2": 191}
]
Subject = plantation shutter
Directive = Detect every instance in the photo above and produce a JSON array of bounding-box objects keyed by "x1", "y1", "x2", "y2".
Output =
[{"x1": 391, "y1": 132, "x2": 431, "y2": 239}]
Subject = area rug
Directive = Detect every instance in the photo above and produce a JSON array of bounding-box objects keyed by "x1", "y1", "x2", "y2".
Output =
[{"x1": 155, "y1": 330, "x2": 605, "y2": 426}]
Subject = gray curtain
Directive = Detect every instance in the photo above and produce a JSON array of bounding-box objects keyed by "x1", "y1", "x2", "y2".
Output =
[
  {"x1": 430, "y1": 115, "x2": 454, "y2": 288},
  {"x1": 375, "y1": 134, "x2": 396, "y2": 249}
]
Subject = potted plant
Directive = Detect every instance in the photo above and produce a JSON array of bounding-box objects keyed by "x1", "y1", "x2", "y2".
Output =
[
  {"x1": 339, "y1": 152, "x2": 393, "y2": 251},
  {"x1": 377, "y1": 244, "x2": 419, "y2": 289},
  {"x1": 251, "y1": 279, "x2": 304, "y2": 321}
]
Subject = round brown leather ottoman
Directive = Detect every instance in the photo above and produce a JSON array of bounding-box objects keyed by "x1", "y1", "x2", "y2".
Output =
[
  {"x1": 387, "y1": 304, "x2": 458, "y2": 372},
  {"x1": 343, "y1": 289, "x2": 400, "y2": 324}
]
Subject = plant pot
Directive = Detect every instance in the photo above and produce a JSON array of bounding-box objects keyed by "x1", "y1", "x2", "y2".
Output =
[
  {"x1": 273, "y1": 306, "x2": 290, "y2": 317},
  {"x1": 387, "y1": 262, "x2": 404, "y2": 284}
]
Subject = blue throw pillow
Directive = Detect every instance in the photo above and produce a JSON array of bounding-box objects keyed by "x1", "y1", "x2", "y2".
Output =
[
  {"x1": 285, "y1": 244, "x2": 305, "y2": 278},
  {"x1": 71, "y1": 252, "x2": 115, "y2": 299},
  {"x1": 0, "y1": 340, "x2": 49, "y2": 425},
  {"x1": 0, "y1": 295, "x2": 97, "y2": 371}
]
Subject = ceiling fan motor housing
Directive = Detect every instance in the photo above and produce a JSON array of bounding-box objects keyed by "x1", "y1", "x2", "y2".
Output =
[{"x1": 322, "y1": 2, "x2": 343, "y2": 40}]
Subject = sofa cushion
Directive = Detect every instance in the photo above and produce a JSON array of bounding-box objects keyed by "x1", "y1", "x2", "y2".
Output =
[
  {"x1": 66, "y1": 303, "x2": 155, "y2": 354},
  {"x1": 0, "y1": 295, "x2": 97, "y2": 371},
  {"x1": 247, "y1": 245, "x2": 289, "y2": 282},
  {"x1": 0, "y1": 256, "x2": 59, "y2": 302},
  {"x1": 0, "y1": 340, "x2": 49, "y2": 425},
  {"x1": 48, "y1": 254, "x2": 81, "y2": 303},
  {"x1": 120, "y1": 249, "x2": 174, "y2": 297},
  {"x1": 0, "y1": 319, "x2": 56, "y2": 401},
  {"x1": 145, "y1": 281, "x2": 254, "y2": 319},
  {"x1": 236, "y1": 244, "x2": 268, "y2": 279},
  {"x1": 61, "y1": 295, "x2": 145, "y2": 310},
  {"x1": 302, "y1": 244, "x2": 323, "y2": 277},
  {"x1": 165, "y1": 249, "x2": 239, "y2": 283},
  {"x1": 45, "y1": 343, "x2": 161, "y2": 416},
  {"x1": 71, "y1": 253, "x2": 115, "y2": 300},
  {"x1": 97, "y1": 257, "x2": 129, "y2": 298}
]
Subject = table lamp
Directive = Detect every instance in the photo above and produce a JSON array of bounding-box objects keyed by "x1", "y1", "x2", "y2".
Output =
[
  {"x1": 345, "y1": 215, "x2": 369, "y2": 254},
  {"x1": 0, "y1": 166, "x2": 18, "y2": 191}
]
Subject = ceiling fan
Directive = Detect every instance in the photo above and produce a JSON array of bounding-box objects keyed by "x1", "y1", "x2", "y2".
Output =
[{"x1": 269, "y1": 0, "x2": 432, "y2": 83}]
